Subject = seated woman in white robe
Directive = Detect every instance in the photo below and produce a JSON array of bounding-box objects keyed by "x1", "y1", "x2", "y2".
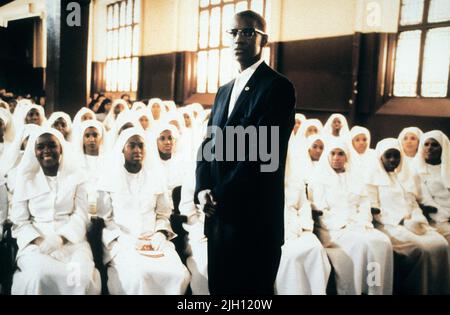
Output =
[
  {"x1": 45, "y1": 111, "x2": 72, "y2": 141},
  {"x1": 276, "y1": 176, "x2": 331, "y2": 295},
  {"x1": 14, "y1": 104, "x2": 46, "y2": 134},
  {"x1": 0, "y1": 107, "x2": 15, "y2": 158},
  {"x1": 310, "y1": 139, "x2": 393, "y2": 295},
  {"x1": 153, "y1": 124, "x2": 189, "y2": 192},
  {"x1": 97, "y1": 128, "x2": 190, "y2": 295},
  {"x1": 348, "y1": 126, "x2": 377, "y2": 173},
  {"x1": 74, "y1": 120, "x2": 106, "y2": 216},
  {"x1": 413, "y1": 131, "x2": 450, "y2": 244},
  {"x1": 134, "y1": 109, "x2": 155, "y2": 141},
  {"x1": 366, "y1": 138, "x2": 449, "y2": 295},
  {"x1": 10, "y1": 127, "x2": 101, "y2": 295},
  {"x1": 103, "y1": 99, "x2": 129, "y2": 132},
  {"x1": 179, "y1": 107, "x2": 201, "y2": 162},
  {"x1": 104, "y1": 111, "x2": 141, "y2": 153},
  {"x1": 398, "y1": 127, "x2": 422, "y2": 169},
  {"x1": 322, "y1": 113, "x2": 350, "y2": 141},
  {"x1": 179, "y1": 160, "x2": 209, "y2": 295}
]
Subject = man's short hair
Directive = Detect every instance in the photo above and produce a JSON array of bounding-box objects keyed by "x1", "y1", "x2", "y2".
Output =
[{"x1": 235, "y1": 10, "x2": 267, "y2": 33}]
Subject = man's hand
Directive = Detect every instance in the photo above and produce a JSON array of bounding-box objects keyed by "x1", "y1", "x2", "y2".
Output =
[{"x1": 198, "y1": 190, "x2": 217, "y2": 219}]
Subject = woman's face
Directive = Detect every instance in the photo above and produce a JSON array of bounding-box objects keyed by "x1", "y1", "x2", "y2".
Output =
[
  {"x1": 25, "y1": 108, "x2": 41, "y2": 125},
  {"x1": 402, "y1": 132, "x2": 420, "y2": 157},
  {"x1": 81, "y1": 112, "x2": 94, "y2": 122},
  {"x1": 352, "y1": 133, "x2": 368, "y2": 155},
  {"x1": 139, "y1": 116, "x2": 150, "y2": 130},
  {"x1": 423, "y1": 138, "x2": 442, "y2": 164},
  {"x1": 83, "y1": 127, "x2": 101, "y2": 155},
  {"x1": 305, "y1": 126, "x2": 318, "y2": 138},
  {"x1": 332, "y1": 118, "x2": 342, "y2": 135},
  {"x1": 157, "y1": 130, "x2": 174, "y2": 155},
  {"x1": 183, "y1": 113, "x2": 192, "y2": 128},
  {"x1": 35, "y1": 133, "x2": 62, "y2": 171},
  {"x1": 152, "y1": 104, "x2": 161, "y2": 120},
  {"x1": 52, "y1": 117, "x2": 69, "y2": 139},
  {"x1": 329, "y1": 148, "x2": 347, "y2": 172},
  {"x1": 381, "y1": 149, "x2": 401, "y2": 172},
  {"x1": 308, "y1": 139, "x2": 324, "y2": 161},
  {"x1": 123, "y1": 135, "x2": 145, "y2": 166}
]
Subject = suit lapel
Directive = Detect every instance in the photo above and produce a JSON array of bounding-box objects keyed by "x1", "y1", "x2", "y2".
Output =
[
  {"x1": 225, "y1": 62, "x2": 267, "y2": 126},
  {"x1": 215, "y1": 80, "x2": 235, "y2": 128}
]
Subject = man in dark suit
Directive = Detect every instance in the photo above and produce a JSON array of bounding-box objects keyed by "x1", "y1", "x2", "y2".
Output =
[{"x1": 195, "y1": 10, "x2": 296, "y2": 295}]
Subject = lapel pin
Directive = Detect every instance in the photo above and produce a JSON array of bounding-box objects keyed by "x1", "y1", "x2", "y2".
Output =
[{"x1": 245, "y1": 86, "x2": 250, "y2": 91}]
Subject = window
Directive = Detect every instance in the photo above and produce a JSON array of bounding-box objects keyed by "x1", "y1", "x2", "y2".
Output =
[
  {"x1": 393, "y1": 0, "x2": 450, "y2": 98},
  {"x1": 105, "y1": 0, "x2": 140, "y2": 93},
  {"x1": 196, "y1": 0, "x2": 271, "y2": 94}
]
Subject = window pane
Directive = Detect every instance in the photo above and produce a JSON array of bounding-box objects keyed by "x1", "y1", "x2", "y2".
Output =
[
  {"x1": 111, "y1": 60, "x2": 118, "y2": 92},
  {"x1": 126, "y1": 0, "x2": 133, "y2": 25},
  {"x1": 251, "y1": 0, "x2": 264, "y2": 16},
  {"x1": 428, "y1": 0, "x2": 450, "y2": 23},
  {"x1": 134, "y1": 0, "x2": 140, "y2": 23},
  {"x1": 222, "y1": 4, "x2": 235, "y2": 46},
  {"x1": 200, "y1": 0, "x2": 209, "y2": 8},
  {"x1": 197, "y1": 51, "x2": 208, "y2": 93},
  {"x1": 421, "y1": 27, "x2": 450, "y2": 97},
  {"x1": 107, "y1": 31, "x2": 113, "y2": 59},
  {"x1": 220, "y1": 48, "x2": 234, "y2": 86},
  {"x1": 119, "y1": 27, "x2": 125, "y2": 58},
  {"x1": 133, "y1": 26, "x2": 140, "y2": 56},
  {"x1": 113, "y1": 30, "x2": 119, "y2": 58},
  {"x1": 236, "y1": 1, "x2": 248, "y2": 13},
  {"x1": 132, "y1": 57, "x2": 139, "y2": 92},
  {"x1": 113, "y1": 3, "x2": 119, "y2": 28},
  {"x1": 125, "y1": 26, "x2": 132, "y2": 57},
  {"x1": 120, "y1": 1, "x2": 126, "y2": 27},
  {"x1": 400, "y1": 0, "x2": 424, "y2": 26},
  {"x1": 199, "y1": 10, "x2": 210, "y2": 49},
  {"x1": 107, "y1": 5, "x2": 113, "y2": 30},
  {"x1": 209, "y1": 7, "x2": 221, "y2": 48},
  {"x1": 207, "y1": 50, "x2": 219, "y2": 93},
  {"x1": 211, "y1": 0, "x2": 221, "y2": 4},
  {"x1": 393, "y1": 30, "x2": 422, "y2": 97}
]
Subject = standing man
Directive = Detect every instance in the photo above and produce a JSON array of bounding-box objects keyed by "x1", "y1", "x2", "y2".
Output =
[{"x1": 195, "y1": 10, "x2": 296, "y2": 294}]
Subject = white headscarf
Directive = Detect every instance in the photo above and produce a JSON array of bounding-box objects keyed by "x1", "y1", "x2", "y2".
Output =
[
  {"x1": 148, "y1": 98, "x2": 166, "y2": 122},
  {"x1": 296, "y1": 134, "x2": 325, "y2": 184},
  {"x1": 13, "y1": 104, "x2": 46, "y2": 132},
  {"x1": 162, "y1": 100, "x2": 177, "y2": 113},
  {"x1": 398, "y1": 127, "x2": 423, "y2": 158},
  {"x1": 314, "y1": 137, "x2": 364, "y2": 195},
  {"x1": 13, "y1": 127, "x2": 84, "y2": 202},
  {"x1": 103, "y1": 99, "x2": 130, "y2": 131},
  {"x1": 323, "y1": 113, "x2": 350, "y2": 139},
  {"x1": 414, "y1": 130, "x2": 450, "y2": 189},
  {"x1": 72, "y1": 107, "x2": 97, "y2": 138},
  {"x1": 348, "y1": 126, "x2": 376, "y2": 169},
  {"x1": 73, "y1": 119, "x2": 106, "y2": 157},
  {"x1": 366, "y1": 138, "x2": 416, "y2": 194},
  {"x1": 0, "y1": 107, "x2": 15, "y2": 143},
  {"x1": 292, "y1": 118, "x2": 323, "y2": 153},
  {"x1": 131, "y1": 101, "x2": 147, "y2": 112},
  {"x1": 104, "y1": 111, "x2": 141, "y2": 152},
  {"x1": 45, "y1": 111, "x2": 73, "y2": 140},
  {"x1": 97, "y1": 127, "x2": 166, "y2": 194}
]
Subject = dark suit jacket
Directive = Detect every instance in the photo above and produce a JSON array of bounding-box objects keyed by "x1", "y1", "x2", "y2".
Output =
[{"x1": 195, "y1": 61, "x2": 296, "y2": 293}]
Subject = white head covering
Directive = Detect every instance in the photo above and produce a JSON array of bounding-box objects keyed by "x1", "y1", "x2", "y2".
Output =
[
  {"x1": 0, "y1": 100, "x2": 9, "y2": 111},
  {"x1": 162, "y1": 100, "x2": 177, "y2": 113},
  {"x1": 104, "y1": 99, "x2": 130, "y2": 131},
  {"x1": 13, "y1": 127, "x2": 84, "y2": 202},
  {"x1": 131, "y1": 101, "x2": 147, "y2": 112},
  {"x1": 0, "y1": 124, "x2": 40, "y2": 179},
  {"x1": 398, "y1": 127, "x2": 423, "y2": 158},
  {"x1": 296, "y1": 134, "x2": 325, "y2": 183},
  {"x1": 72, "y1": 107, "x2": 97, "y2": 137},
  {"x1": 97, "y1": 127, "x2": 166, "y2": 194},
  {"x1": 366, "y1": 138, "x2": 416, "y2": 194},
  {"x1": 295, "y1": 113, "x2": 306, "y2": 123},
  {"x1": 348, "y1": 126, "x2": 376, "y2": 168},
  {"x1": 148, "y1": 98, "x2": 166, "y2": 121},
  {"x1": 414, "y1": 130, "x2": 450, "y2": 189},
  {"x1": 104, "y1": 111, "x2": 141, "y2": 152},
  {"x1": 45, "y1": 111, "x2": 72, "y2": 140},
  {"x1": 134, "y1": 108, "x2": 155, "y2": 131},
  {"x1": 14, "y1": 104, "x2": 46, "y2": 131},
  {"x1": 323, "y1": 113, "x2": 350, "y2": 138},
  {"x1": 187, "y1": 103, "x2": 205, "y2": 121},
  {"x1": 293, "y1": 118, "x2": 323, "y2": 149},
  {"x1": 73, "y1": 119, "x2": 106, "y2": 157},
  {"x1": 314, "y1": 137, "x2": 365, "y2": 195},
  {"x1": 0, "y1": 107, "x2": 15, "y2": 143}
]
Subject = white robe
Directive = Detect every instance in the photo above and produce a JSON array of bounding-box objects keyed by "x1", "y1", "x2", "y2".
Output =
[
  {"x1": 276, "y1": 180, "x2": 331, "y2": 295},
  {"x1": 311, "y1": 173, "x2": 394, "y2": 295},
  {"x1": 367, "y1": 172, "x2": 450, "y2": 294},
  {"x1": 82, "y1": 155, "x2": 101, "y2": 215},
  {"x1": 10, "y1": 177, "x2": 101, "y2": 295},
  {"x1": 98, "y1": 171, "x2": 190, "y2": 295}
]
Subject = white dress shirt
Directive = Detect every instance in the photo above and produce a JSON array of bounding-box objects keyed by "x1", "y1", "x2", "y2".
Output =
[{"x1": 228, "y1": 59, "x2": 264, "y2": 118}]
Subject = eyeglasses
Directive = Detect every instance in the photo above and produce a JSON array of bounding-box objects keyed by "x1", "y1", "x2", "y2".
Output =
[{"x1": 225, "y1": 28, "x2": 267, "y2": 38}]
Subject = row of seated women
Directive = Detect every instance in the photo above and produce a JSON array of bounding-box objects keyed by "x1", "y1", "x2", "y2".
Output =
[{"x1": 0, "y1": 100, "x2": 449, "y2": 295}]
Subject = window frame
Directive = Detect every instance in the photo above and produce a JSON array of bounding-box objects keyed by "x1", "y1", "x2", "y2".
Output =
[{"x1": 390, "y1": 0, "x2": 450, "y2": 99}]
